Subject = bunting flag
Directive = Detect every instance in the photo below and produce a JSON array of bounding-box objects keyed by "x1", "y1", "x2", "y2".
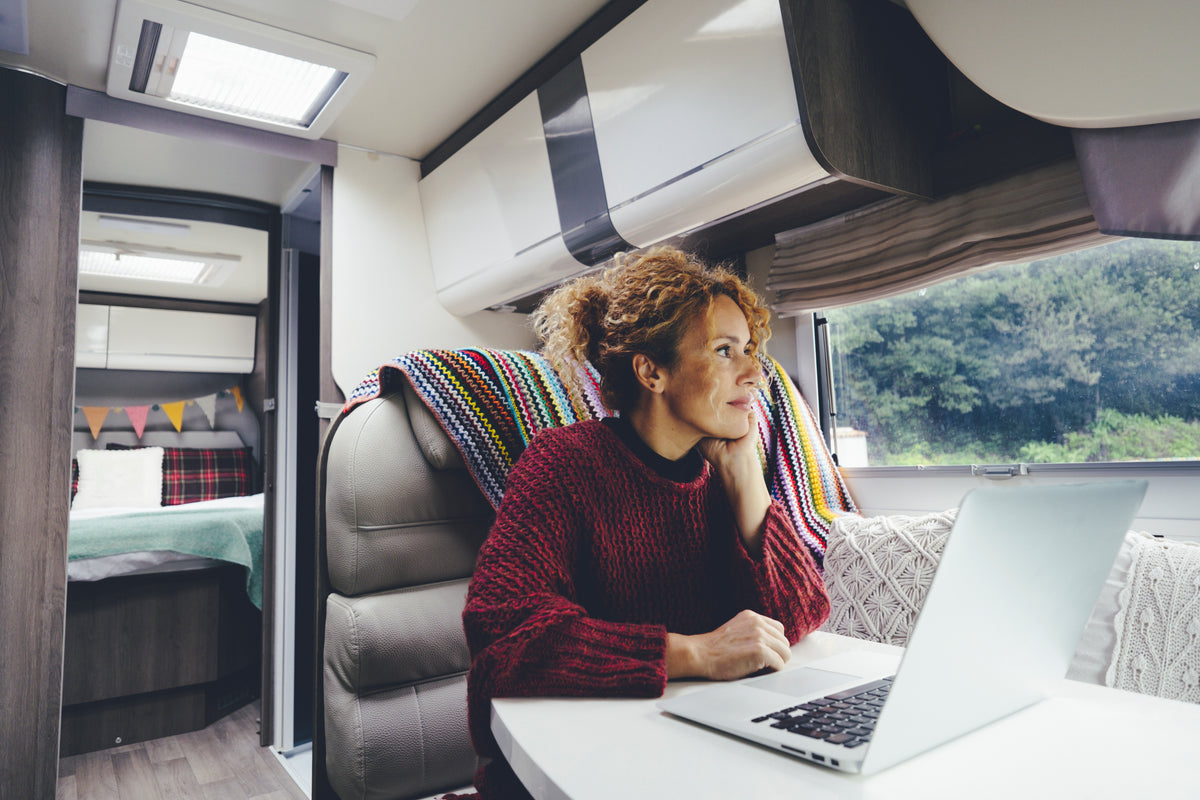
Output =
[
  {"x1": 195, "y1": 394, "x2": 218, "y2": 429},
  {"x1": 74, "y1": 387, "x2": 244, "y2": 439},
  {"x1": 161, "y1": 401, "x2": 187, "y2": 432},
  {"x1": 125, "y1": 405, "x2": 150, "y2": 438},
  {"x1": 82, "y1": 406, "x2": 110, "y2": 440}
]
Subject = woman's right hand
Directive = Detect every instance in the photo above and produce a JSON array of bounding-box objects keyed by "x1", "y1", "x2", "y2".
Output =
[{"x1": 666, "y1": 609, "x2": 791, "y2": 681}]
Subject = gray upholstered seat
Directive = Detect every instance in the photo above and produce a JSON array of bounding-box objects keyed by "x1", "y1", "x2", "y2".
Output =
[{"x1": 318, "y1": 381, "x2": 494, "y2": 800}]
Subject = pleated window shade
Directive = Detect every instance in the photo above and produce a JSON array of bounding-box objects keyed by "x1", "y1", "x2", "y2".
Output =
[{"x1": 768, "y1": 160, "x2": 1116, "y2": 314}]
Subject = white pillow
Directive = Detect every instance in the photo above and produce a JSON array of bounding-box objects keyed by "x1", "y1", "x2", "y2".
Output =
[
  {"x1": 1065, "y1": 530, "x2": 1140, "y2": 685},
  {"x1": 72, "y1": 446, "x2": 164, "y2": 510},
  {"x1": 821, "y1": 510, "x2": 957, "y2": 645}
]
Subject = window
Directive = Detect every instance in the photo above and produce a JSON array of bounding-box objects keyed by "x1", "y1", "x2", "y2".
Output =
[{"x1": 824, "y1": 238, "x2": 1200, "y2": 467}]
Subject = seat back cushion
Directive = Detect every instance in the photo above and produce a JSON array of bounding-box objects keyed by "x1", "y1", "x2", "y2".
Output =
[
  {"x1": 324, "y1": 580, "x2": 476, "y2": 800},
  {"x1": 321, "y1": 384, "x2": 492, "y2": 798},
  {"x1": 323, "y1": 389, "x2": 493, "y2": 597}
]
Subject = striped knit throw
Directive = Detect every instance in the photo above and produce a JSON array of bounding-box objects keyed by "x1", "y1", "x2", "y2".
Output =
[{"x1": 343, "y1": 348, "x2": 857, "y2": 564}]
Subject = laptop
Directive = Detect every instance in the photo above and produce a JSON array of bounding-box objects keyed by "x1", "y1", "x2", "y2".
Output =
[{"x1": 657, "y1": 480, "x2": 1148, "y2": 775}]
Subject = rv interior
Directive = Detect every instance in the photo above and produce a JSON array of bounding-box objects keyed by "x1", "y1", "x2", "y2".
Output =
[{"x1": 2, "y1": 0, "x2": 1198, "y2": 798}]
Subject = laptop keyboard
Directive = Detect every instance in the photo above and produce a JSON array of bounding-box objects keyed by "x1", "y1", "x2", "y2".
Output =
[{"x1": 750, "y1": 676, "x2": 894, "y2": 749}]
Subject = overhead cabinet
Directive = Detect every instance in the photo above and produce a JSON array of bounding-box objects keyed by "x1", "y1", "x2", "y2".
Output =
[
  {"x1": 419, "y1": 0, "x2": 940, "y2": 316},
  {"x1": 75, "y1": 304, "x2": 256, "y2": 373},
  {"x1": 75, "y1": 303, "x2": 111, "y2": 369},
  {"x1": 421, "y1": 0, "x2": 827, "y2": 315},
  {"x1": 419, "y1": 94, "x2": 582, "y2": 315},
  {"x1": 582, "y1": 0, "x2": 825, "y2": 249}
]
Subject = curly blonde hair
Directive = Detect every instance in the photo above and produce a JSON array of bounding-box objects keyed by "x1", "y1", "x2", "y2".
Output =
[{"x1": 532, "y1": 246, "x2": 771, "y2": 413}]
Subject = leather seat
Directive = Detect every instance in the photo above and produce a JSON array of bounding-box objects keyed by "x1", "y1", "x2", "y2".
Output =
[{"x1": 317, "y1": 380, "x2": 493, "y2": 799}]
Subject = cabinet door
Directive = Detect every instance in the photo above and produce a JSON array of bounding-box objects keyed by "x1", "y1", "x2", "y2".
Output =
[
  {"x1": 420, "y1": 93, "x2": 583, "y2": 314},
  {"x1": 106, "y1": 306, "x2": 256, "y2": 372},
  {"x1": 76, "y1": 304, "x2": 110, "y2": 368}
]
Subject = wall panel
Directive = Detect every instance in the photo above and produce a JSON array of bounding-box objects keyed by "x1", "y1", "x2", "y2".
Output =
[{"x1": 0, "y1": 67, "x2": 83, "y2": 799}]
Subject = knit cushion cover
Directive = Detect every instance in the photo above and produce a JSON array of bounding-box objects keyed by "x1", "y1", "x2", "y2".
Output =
[
  {"x1": 821, "y1": 510, "x2": 957, "y2": 645},
  {"x1": 1107, "y1": 531, "x2": 1200, "y2": 703}
]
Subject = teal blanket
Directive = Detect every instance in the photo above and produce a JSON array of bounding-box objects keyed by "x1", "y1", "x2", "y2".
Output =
[{"x1": 69, "y1": 504, "x2": 263, "y2": 610}]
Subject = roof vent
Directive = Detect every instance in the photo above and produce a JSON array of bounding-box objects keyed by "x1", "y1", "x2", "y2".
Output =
[{"x1": 106, "y1": 0, "x2": 374, "y2": 138}]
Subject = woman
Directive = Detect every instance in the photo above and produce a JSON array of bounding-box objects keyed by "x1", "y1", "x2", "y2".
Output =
[{"x1": 460, "y1": 246, "x2": 829, "y2": 798}]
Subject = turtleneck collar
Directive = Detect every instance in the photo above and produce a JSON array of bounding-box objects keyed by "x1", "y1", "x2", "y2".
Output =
[{"x1": 601, "y1": 415, "x2": 705, "y2": 483}]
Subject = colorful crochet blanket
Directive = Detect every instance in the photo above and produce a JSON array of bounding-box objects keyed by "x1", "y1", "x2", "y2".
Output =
[{"x1": 343, "y1": 349, "x2": 857, "y2": 564}]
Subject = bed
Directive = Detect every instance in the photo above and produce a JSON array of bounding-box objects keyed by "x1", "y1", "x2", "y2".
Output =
[{"x1": 61, "y1": 429, "x2": 264, "y2": 757}]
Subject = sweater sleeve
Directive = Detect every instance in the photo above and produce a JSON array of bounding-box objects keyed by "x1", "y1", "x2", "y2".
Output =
[
  {"x1": 728, "y1": 500, "x2": 831, "y2": 644},
  {"x1": 462, "y1": 430, "x2": 668, "y2": 756}
]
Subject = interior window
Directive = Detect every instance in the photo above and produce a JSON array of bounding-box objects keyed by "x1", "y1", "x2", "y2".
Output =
[{"x1": 824, "y1": 238, "x2": 1200, "y2": 467}]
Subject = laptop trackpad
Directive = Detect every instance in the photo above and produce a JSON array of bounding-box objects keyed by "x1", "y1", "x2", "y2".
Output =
[{"x1": 750, "y1": 667, "x2": 862, "y2": 698}]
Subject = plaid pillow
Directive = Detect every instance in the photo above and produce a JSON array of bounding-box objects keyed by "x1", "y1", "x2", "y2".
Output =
[
  {"x1": 161, "y1": 447, "x2": 254, "y2": 505},
  {"x1": 71, "y1": 458, "x2": 79, "y2": 500},
  {"x1": 106, "y1": 445, "x2": 255, "y2": 505}
]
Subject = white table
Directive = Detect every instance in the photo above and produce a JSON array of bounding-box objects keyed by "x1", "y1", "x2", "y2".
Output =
[{"x1": 492, "y1": 632, "x2": 1200, "y2": 799}]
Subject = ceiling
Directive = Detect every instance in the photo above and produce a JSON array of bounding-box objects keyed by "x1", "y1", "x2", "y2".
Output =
[
  {"x1": 5, "y1": 0, "x2": 611, "y2": 161},
  {"x1": 2, "y1": 0, "x2": 611, "y2": 303},
  {"x1": 6, "y1": 0, "x2": 1200, "y2": 304},
  {"x1": 77, "y1": 209, "x2": 270, "y2": 304}
]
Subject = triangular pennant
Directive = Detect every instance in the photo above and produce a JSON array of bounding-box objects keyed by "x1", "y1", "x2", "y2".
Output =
[
  {"x1": 230, "y1": 386, "x2": 245, "y2": 413},
  {"x1": 124, "y1": 405, "x2": 150, "y2": 438},
  {"x1": 195, "y1": 394, "x2": 218, "y2": 429},
  {"x1": 161, "y1": 401, "x2": 187, "y2": 433},
  {"x1": 82, "y1": 406, "x2": 110, "y2": 440}
]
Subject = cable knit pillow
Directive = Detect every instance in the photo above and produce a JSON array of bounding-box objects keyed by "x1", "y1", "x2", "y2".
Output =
[
  {"x1": 1106, "y1": 532, "x2": 1200, "y2": 703},
  {"x1": 821, "y1": 510, "x2": 957, "y2": 645}
]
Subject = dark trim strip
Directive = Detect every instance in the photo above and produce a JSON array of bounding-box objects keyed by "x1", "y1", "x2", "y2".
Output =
[
  {"x1": 66, "y1": 85, "x2": 338, "y2": 167},
  {"x1": 538, "y1": 57, "x2": 630, "y2": 266},
  {"x1": 130, "y1": 20, "x2": 162, "y2": 93},
  {"x1": 78, "y1": 290, "x2": 260, "y2": 316},
  {"x1": 83, "y1": 181, "x2": 279, "y2": 231},
  {"x1": 777, "y1": 0, "x2": 834, "y2": 178},
  {"x1": 421, "y1": 0, "x2": 647, "y2": 176}
]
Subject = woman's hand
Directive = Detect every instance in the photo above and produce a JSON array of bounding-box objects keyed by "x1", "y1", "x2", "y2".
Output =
[
  {"x1": 699, "y1": 411, "x2": 772, "y2": 554},
  {"x1": 666, "y1": 609, "x2": 791, "y2": 681}
]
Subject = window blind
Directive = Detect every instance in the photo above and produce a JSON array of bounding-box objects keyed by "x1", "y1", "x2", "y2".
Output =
[{"x1": 768, "y1": 159, "x2": 1115, "y2": 314}]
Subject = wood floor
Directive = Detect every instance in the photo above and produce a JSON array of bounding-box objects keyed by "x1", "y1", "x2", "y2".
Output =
[{"x1": 56, "y1": 701, "x2": 308, "y2": 800}]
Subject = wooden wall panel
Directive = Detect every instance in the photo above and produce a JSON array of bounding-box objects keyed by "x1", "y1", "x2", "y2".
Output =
[{"x1": 0, "y1": 68, "x2": 84, "y2": 799}]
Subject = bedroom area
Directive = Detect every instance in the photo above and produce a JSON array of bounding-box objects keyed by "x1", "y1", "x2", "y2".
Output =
[
  {"x1": 63, "y1": 299, "x2": 265, "y2": 756},
  {"x1": 55, "y1": 112, "x2": 326, "y2": 790}
]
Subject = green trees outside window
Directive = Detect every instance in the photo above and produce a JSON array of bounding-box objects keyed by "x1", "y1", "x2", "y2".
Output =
[{"x1": 826, "y1": 239, "x2": 1200, "y2": 466}]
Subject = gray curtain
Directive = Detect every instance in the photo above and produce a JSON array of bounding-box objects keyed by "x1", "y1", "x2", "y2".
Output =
[
  {"x1": 768, "y1": 159, "x2": 1116, "y2": 314},
  {"x1": 1073, "y1": 119, "x2": 1200, "y2": 241}
]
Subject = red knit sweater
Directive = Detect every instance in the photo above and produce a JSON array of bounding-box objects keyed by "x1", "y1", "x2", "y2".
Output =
[{"x1": 461, "y1": 419, "x2": 830, "y2": 797}]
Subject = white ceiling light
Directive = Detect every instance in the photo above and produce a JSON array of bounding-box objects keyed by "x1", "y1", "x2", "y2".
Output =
[
  {"x1": 80, "y1": 240, "x2": 239, "y2": 286},
  {"x1": 106, "y1": 0, "x2": 375, "y2": 138}
]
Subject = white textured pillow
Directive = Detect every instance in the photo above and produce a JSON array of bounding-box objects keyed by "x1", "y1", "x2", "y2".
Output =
[
  {"x1": 72, "y1": 446, "x2": 164, "y2": 510},
  {"x1": 821, "y1": 510, "x2": 957, "y2": 645},
  {"x1": 1106, "y1": 532, "x2": 1200, "y2": 702}
]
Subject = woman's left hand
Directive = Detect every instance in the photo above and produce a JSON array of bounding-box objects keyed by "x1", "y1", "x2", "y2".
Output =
[
  {"x1": 698, "y1": 410, "x2": 760, "y2": 480},
  {"x1": 699, "y1": 411, "x2": 772, "y2": 554}
]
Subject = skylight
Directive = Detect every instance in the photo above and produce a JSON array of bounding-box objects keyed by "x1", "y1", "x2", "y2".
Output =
[
  {"x1": 80, "y1": 241, "x2": 238, "y2": 286},
  {"x1": 152, "y1": 31, "x2": 345, "y2": 128},
  {"x1": 107, "y1": 0, "x2": 374, "y2": 138}
]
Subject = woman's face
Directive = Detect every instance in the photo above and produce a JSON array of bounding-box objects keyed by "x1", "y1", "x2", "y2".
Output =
[{"x1": 658, "y1": 294, "x2": 763, "y2": 444}]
